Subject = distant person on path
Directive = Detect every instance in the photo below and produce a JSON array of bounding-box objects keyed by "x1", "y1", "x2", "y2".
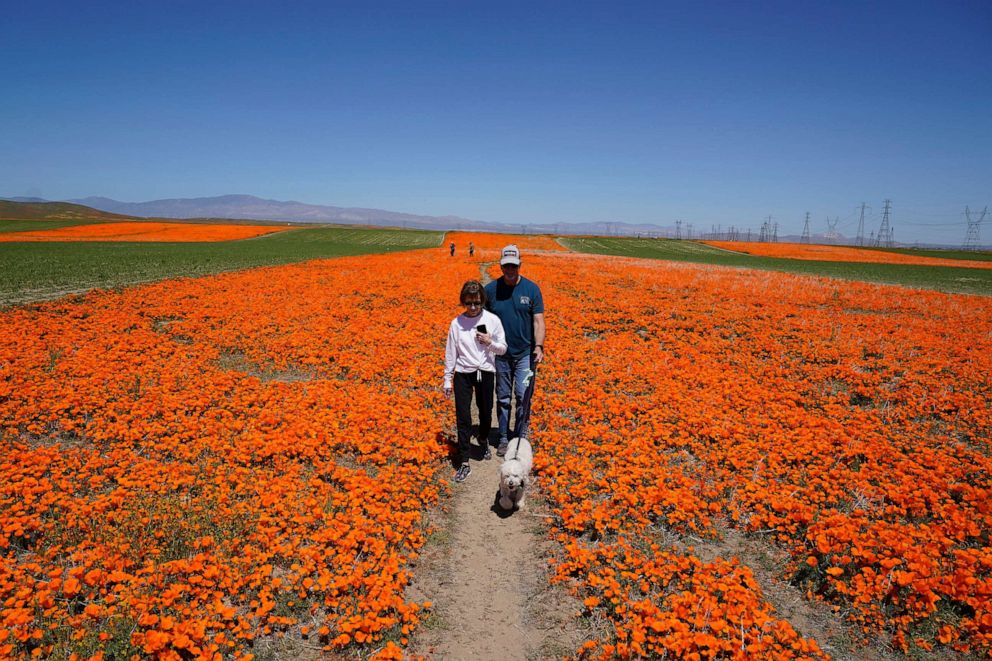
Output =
[
  {"x1": 449, "y1": 241, "x2": 455, "y2": 256},
  {"x1": 469, "y1": 241, "x2": 475, "y2": 257},
  {"x1": 443, "y1": 280, "x2": 507, "y2": 482},
  {"x1": 485, "y1": 244, "x2": 545, "y2": 457}
]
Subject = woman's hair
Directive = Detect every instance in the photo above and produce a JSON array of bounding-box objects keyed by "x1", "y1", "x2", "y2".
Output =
[{"x1": 459, "y1": 280, "x2": 487, "y2": 305}]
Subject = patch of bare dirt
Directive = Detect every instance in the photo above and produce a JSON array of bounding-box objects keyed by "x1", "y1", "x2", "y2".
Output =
[{"x1": 216, "y1": 350, "x2": 316, "y2": 383}]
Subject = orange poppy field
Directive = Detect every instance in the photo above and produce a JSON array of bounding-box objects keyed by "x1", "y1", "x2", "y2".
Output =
[
  {"x1": 703, "y1": 241, "x2": 992, "y2": 270},
  {"x1": 1, "y1": 232, "x2": 990, "y2": 659},
  {"x1": 0, "y1": 222, "x2": 293, "y2": 243}
]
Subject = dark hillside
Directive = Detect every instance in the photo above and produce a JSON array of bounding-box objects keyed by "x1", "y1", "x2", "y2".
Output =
[{"x1": 0, "y1": 200, "x2": 134, "y2": 221}]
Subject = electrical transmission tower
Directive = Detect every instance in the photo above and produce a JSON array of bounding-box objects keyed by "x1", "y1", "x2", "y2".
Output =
[
  {"x1": 874, "y1": 199, "x2": 893, "y2": 248},
  {"x1": 801, "y1": 212, "x2": 811, "y2": 243},
  {"x1": 758, "y1": 215, "x2": 775, "y2": 242},
  {"x1": 825, "y1": 217, "x2": 840, "y2": 243},
  {"x1": 675, "y1": 220, "x2": 682, "y2": 240},
  {"x1": 963, "y1": 206, "x2": 987, "y2": 250},
  {"x1": 855, "y1": 203, "x2": 869, "y2": 246}
]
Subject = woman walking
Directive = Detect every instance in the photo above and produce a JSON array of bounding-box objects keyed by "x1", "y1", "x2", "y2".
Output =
[{"x1": 443, "y1": 280, "x2": 506, "y2": 482}]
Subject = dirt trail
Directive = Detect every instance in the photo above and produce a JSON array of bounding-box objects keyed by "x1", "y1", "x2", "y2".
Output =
[{"x1": 406, "y1": 263, "x2": 586, "y2": 660}]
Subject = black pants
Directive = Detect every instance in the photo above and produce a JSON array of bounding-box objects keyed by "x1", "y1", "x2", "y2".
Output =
[{"x1": 453, "y1": 370, "x2": 495, "y2": 465}]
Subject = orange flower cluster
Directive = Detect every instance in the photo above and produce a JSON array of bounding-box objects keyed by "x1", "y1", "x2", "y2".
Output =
[
  {"x1": 443, "y1": 231, "x2": 567, "y2": 257},
  {"x1": 704, "y1": 241, "x2": 992, "y2": 270},
  {"x1": 0, "y1": 222, "x2": 292, "y2": 242},
  {"x1": 0, "y1": 250, "x2": 495, "y2": 659},
  {"x1": 2, "y1": 237, "x2": 990, "y2": 658},
  {"x1": 521, "y1": 253, "x2": 992, "y2": 656}
]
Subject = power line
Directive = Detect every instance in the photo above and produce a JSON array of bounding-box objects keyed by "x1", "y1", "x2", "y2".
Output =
[{"x1": 898, "y1": 219, "x2": 969, "y2": 227}]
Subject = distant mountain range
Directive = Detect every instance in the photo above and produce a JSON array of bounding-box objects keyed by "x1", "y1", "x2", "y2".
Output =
[
  {"x1": 3, "y1": 194, "x2": 673, "y2": 236},
  {"x1": 8, "y1": 194, "x2": 957, "y2": 246}
]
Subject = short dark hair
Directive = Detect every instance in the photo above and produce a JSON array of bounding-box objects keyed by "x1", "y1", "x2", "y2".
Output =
[{"x1": 460, "y1": 280, "x2": 487, "y2": 305}]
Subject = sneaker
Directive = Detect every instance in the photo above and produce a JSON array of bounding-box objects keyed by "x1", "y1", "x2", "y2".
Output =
[
  {"x1": 454, "y1": 464, "x2": 471, "y2": 483},
  {"x1": 483, "y1": 446, "x2": 493, "y2": 460},
  {"x1": 496, "y1": 440, "x2": 509, "y2": 457}
]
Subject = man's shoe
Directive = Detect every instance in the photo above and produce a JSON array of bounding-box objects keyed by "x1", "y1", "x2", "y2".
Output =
[
  {"x1": 454, "y1": 464, "x2": 471, "y2": 482},
  {"x1": 483, "y1": 446, "x2": 493, "y2": 460},
  {"x1": 496, "y1": 440, "x2": 509, "y2": 457}
]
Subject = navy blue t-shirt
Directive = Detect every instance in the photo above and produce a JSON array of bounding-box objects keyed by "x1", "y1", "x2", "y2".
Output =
[{"x1": 484, "y1": 276, "x2": 544, "y2": 359}]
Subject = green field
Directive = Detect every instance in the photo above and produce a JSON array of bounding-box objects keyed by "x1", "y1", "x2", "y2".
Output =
[
  {"x1": 1, "y1": 226, "x2": 442, "y2": 307},
  {"x1": 0, "y1": 219, "x2": 92, "y2": 233},
  {"x1": 880, "y1": 246, "x2": 992, "y2": 262},
  {"x1": 559, "y1": 237, "x2": 992, "y2": 296}
]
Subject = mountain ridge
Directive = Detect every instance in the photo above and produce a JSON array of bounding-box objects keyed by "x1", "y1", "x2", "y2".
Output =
[
  {"x1": 0, "y1": 199, "x2": 135, "y2": 221},
  {"x1": 4, "y1": 194, "x2": 884, "y2": 243},
  {"x1": 46, "y1": 194, "x2": 671, "y2": 235}
]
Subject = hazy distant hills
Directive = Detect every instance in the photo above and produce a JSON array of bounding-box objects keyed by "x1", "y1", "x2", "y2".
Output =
[
  {"x1": 5, "y1": 194, "x2": 837, "y2": 240},
  {"x1": 42, "y1": 194, "x2": 671, "y2": 236},
  {"x1": 64, "y1": 194, "x2": 475, "y2": 230},
  {"x1": 1, "y1": 194, "x2": 858, "y2": 242},
  {"x1": 1, "y1": 195, "x2": 974, "y2": 247}
]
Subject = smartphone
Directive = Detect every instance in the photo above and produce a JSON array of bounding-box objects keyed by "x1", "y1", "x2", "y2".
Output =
[{"x1": 476, "y1": 324, "x2": 487, "y2": 334}]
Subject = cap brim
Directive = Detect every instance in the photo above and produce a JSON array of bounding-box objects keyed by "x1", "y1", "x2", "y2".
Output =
[{"x1": 500, "y1": 258, "x2": 521, "y2": 265}]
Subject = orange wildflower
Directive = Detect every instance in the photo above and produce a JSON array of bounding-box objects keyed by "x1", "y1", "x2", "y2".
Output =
[
  {"x1": 704, "y1": 240, "x2": 992, "y2": 269},
  {"x1": 0, "y1": 221, "x2": 293, "y2": 242}
]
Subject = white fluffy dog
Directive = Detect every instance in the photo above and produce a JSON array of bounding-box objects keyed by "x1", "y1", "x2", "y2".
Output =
[{"x1": 498, "y1": 437, "x2": 533, "y2": 510}]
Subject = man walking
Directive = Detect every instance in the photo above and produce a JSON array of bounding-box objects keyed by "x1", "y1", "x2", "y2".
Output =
[{"x1": 485, "y1": 244, "x2": 545, "y2": 456}]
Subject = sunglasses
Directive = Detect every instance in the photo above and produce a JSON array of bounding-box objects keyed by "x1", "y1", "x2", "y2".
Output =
[{"x1": 463, "y1": 301, "x2": 483, "y2": 308}]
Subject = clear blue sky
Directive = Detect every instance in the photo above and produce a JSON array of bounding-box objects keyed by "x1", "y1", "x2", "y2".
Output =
[{"x1": 3, "y1": 0, "x2": 990, "y2": 243}]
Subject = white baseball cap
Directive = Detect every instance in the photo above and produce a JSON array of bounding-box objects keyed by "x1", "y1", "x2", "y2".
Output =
[{"x1": 500, "y1": 244, "x2": 521, "y2": 265}]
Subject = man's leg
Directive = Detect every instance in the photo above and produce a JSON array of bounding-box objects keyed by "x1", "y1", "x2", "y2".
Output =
[
  {"x1": 511, "y1": 353, "x2": 532, "y2": 439},
  {"x1": 495, "y1": 356, "x2": 513, "y2": 448},
  {"x1": 516, "y1": 357, "x2": 537, "y2": 440}
]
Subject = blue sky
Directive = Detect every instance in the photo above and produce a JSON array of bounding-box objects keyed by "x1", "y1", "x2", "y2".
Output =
[{"x1": 3, "y1": 0, "x2": 990, "y2": 243}]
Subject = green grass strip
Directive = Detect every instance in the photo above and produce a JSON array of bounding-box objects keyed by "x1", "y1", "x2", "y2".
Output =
[
  {"x1": 559, "y1": 237, "x2": 992, "y2": 296},
  {"x1": 0, "y1": 219, "x2": 93, "y2": 233},
  {"x1": 875, "y1": 246, "x2": 992, "y2": 262},
  {"x1": 1, "y1": 226, "x2": 442, "y2": 307}
]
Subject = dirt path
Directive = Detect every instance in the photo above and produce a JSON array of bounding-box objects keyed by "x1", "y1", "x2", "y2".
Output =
[{"x1": 406, "y1": 263, "x2": 586, "y2": 660}]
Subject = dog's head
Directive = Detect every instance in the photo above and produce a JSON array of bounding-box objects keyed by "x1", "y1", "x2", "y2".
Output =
[{"x1": 501, "y1": 460, "x2": 526, "y2": 492}]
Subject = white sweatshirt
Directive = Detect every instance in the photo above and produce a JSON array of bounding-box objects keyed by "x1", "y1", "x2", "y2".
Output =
[{"x1": 443, "y1": 309, "x2": 507, "y2": 389}]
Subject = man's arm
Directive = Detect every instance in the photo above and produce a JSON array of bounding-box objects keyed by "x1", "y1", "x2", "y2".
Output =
[{"x1": 533, "y1": 312, "x2": 546, "y2": 364}]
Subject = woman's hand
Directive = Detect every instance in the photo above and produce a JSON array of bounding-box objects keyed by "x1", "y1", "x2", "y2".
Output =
[
  {"x1": 443, "y1": 385, "x2": 453, "y2": 398},
  {"x1": 476, "y1": 331, "x2": 492, "y2": 346}
]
